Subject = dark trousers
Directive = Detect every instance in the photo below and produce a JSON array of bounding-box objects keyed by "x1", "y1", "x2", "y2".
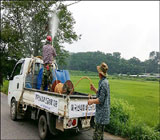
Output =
[
  {"x1": 93, "y1": 123, "x2": 105, "y2": 140},
  {"x1": 42, "y1": 64, "x2": 53, "y2": 91}
]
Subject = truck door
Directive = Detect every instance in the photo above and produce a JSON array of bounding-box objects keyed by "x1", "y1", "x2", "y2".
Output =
[{"x1": 8, "y1": 60, "x2": 25, "y2": 106}]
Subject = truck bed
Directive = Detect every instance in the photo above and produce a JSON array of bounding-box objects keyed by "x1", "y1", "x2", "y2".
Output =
[{"x1": 22, "y1": 88, "x2": 96, "y2": 118}]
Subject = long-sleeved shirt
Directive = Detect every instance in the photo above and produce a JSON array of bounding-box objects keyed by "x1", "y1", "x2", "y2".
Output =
[
  {"x1": 42, "y1": 44, "x2": 57, "y2": 64},
  {"x1": 95, "y1": 77, "x2": 110, "y2": 125}
]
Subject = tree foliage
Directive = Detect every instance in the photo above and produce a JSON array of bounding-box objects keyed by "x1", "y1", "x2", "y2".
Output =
[
  {"x1": 61, "y1": 51, "x2": 159, "y2": 75},
  {"x1": 145, "y1": 51, "x2": 160, "y2": 74},
  {"x1": 1, "y1": 1, "x2": 80, "y2": 85}
]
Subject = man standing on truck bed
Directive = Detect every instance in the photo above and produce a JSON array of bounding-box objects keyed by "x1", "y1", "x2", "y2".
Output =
[
  {"x1": 88, "y1": 62, "x2": 110, "y2": 140},
  {"x1": 42, "y1": 35, "x2": 57, "y2": 91}
]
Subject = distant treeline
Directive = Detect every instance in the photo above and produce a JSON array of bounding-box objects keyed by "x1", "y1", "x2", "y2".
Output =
[{"x1": 60, "y1": 51, "x2": 159, "y2": 75}]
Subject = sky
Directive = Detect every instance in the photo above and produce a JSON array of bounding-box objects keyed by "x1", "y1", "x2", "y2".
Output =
[{"x1": 63, "y1": 1, "x2": 159, "y2": 61}]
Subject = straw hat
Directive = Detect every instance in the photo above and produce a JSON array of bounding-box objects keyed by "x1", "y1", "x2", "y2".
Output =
[{"x1": 97, "y1": 62, "x2": 108, "y2": 77}]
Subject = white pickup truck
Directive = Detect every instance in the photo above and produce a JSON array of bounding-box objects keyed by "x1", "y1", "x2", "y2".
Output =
[{"x1": 8, "y1": 57, "x2": 96, "y2": 140}]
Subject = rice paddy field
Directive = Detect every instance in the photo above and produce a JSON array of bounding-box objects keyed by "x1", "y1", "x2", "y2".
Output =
[{"x1": 70, "y1": 74, "x2": 159, "y2": 127}]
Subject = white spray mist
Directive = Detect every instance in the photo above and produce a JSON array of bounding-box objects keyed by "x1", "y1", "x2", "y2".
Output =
[{"x1": 49, "y1": 12, "x2": 59, "y2": 43}]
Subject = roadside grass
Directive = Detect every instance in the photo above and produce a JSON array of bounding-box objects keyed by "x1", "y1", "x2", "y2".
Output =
[
  {"x1": 70, "y1": 75, "x2": 159, "y2": 128},
  {"x1": 105, "y1": 97, "x2": 160, "y2": 140},
  {"x1": 0, "y1": 80, "x2": 9, "y2": 95}
]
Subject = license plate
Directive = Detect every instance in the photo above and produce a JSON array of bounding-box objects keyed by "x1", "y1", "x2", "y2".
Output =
[{"x1": 81, "y1": 119, "x2": 90, "y2": 128}]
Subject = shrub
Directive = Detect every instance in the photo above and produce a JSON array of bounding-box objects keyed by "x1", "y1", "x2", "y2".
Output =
[
  {"x1": 105, "y1": 97, "x2": 134, "y2": 136},
  {"x1": 1, "y1": 80, "x2": 9, "y2": 95},
  {"x1": 155, "y1": 123, "x2": 160, "y2": 132},
  {"x1": 145, "y1": 78, "x2": 158, "y2": 81},
  {"x1": 105, "y1": 97, "x2": 160, "y2": 140},
  {"x1": 127, "y1": 122, "x2": 160, "y2": 140}
]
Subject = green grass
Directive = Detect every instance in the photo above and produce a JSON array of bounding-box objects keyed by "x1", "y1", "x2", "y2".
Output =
[
  {"x1": 70, "y1": 75, "x2": 159, "y2": 128},
  {"x1": 69, "y1": 70, "x2": 98, "y2": 76},
  {"x1": 1, "y1": 80, "x2": 9, "y2": 94}
]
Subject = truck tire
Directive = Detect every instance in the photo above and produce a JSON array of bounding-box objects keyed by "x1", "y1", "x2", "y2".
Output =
[
  {"x1": 38, "y1": 114, "x2": 49, "y2": 140},
  {"x1": 10, "y1": 98, "x2": 17, "y2": 121}
]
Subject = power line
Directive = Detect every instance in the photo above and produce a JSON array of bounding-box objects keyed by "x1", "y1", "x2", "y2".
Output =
[{"x1": 65, "y1": 1, "x2": 81, "y2": 7}]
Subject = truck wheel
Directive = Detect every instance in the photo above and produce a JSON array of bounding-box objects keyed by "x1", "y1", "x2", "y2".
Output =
[
  {"x1": 38, "y1": 114, "x2": 49, "y2": 140},
  {"x1": 10, "y1": 99, "x2": 17, "y2": 121}
]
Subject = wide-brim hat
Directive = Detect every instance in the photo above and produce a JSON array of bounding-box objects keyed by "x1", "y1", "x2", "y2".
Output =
[{"x1": 97, "y1": 62, "x2": 108, "y2": 77}]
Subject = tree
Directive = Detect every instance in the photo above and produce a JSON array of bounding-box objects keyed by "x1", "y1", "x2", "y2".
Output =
[
  {"x1": 149, "y1": 51, "x2": 156, "y2": 60},
  {"x1": 127, "y1": 57, "x2": 143, "y2": 74},
  {"x1": 113, "y1": 52, "x2": 121, "y2": 59},
  {"x1": 144, "y1": 51, "x2": 160, "y2": 73},
  {"x1": 119, "y1": 58, "x2": 130, "y2": 74},
  {"x1": 1, "y1": 1, "x2": 81, "y2": 85},
  {"x1": 63, "y1": 51, "x2": 156, "y2": 75}
]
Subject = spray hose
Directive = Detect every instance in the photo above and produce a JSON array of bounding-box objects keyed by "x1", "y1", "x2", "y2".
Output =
[{"x1": 69, "y1": 76, "x2": 94, "y2": 95}]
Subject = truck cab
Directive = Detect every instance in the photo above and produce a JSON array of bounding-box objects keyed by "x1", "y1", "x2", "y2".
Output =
[{"x1": 8, "y1": 57, "x2": 43, "y2": 106}]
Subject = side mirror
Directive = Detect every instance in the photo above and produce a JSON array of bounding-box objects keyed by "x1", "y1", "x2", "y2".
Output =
[{"x1": 8, "y1": 75, "x2": 13, "y2": 80}]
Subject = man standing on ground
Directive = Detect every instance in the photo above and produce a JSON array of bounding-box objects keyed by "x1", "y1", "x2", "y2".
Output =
[
  {"x1": 88, "y1": 62, "x2": 110, "y2": 140},
  {"x1": 42, "y1": 35, "x2": 57, "y2": 91}
]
